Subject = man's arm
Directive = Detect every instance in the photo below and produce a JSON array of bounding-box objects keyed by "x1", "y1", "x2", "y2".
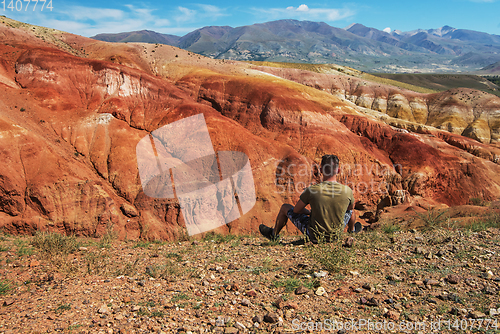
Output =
[
  {"x1": 346, "y1": 201, "x2": 356, "y2": 232},
  {"x1": 293, "y1": 199, "x2": 311, "y2": 215}
]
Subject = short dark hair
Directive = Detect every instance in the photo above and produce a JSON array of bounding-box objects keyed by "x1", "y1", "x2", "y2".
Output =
[{"x1": 320, "y1": 155, "x2": 339, "y2": 177}]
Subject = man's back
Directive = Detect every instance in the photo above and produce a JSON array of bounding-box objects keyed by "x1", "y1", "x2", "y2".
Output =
[{"x1": 300, "y1": 181, "x2": 354, "y2": 240}]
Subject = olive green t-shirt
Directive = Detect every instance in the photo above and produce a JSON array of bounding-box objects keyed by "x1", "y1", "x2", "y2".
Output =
[{"x1": 299, "y1": 181, "x2": 354, "y2": 241}]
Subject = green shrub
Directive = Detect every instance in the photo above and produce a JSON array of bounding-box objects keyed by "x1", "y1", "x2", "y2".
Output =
[
  {"x1": 31, "y1": 232, "x2": 80, "y2": 256},
  {"x1": 0, "y1": 280, "x2": 12, "y2": 295},
  {"x1": 307, "y1": 226, "x2": 354, "y2": 273},
  {"x1": 414, "y1": 207, "x2": 449, "y2": 230}
]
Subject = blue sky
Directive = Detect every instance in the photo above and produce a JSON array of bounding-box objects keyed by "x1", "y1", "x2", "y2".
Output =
[{"x1": 3, "y1": 0, "x2": 500, "y2": 37}]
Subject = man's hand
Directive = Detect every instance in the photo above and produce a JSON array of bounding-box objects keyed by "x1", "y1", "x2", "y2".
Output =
[{"x1": 293, "y1": 199, "x2": 311, "y2": 215}]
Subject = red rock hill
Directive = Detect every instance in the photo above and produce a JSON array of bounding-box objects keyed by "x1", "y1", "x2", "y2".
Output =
[{"x1": 1, "y1": 18, "x2": 499, "y2": 239}]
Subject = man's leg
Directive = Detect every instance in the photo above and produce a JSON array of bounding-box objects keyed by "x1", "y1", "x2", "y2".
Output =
[
  {"x1": 343, "y1": 210, "x2": 356, "y2": 232},
  {"x1": 259, "y1": 203, "x2": 293, "y2": 241},
  {"x1": 273, "y1": 204, "x2": 294, "y2": 237}
]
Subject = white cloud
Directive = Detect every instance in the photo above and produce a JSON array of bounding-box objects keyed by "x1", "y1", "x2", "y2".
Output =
[
  {"x1": 254, "y1": 4, "x2": 355, "y2": 22},
  {"x1": 296, "y1": 4, "x2": 310, "y2": 12},
  {"x1": 383, "y1": 27, "x2": 391, "y2": 33},
  {"x1": 5, "y1": 3, "x2": 228, "y2": 37}
]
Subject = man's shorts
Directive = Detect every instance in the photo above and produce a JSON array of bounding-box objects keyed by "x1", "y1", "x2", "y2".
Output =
[{"x1": 286, "y1": 208, "x2": 353, "y2": 242}]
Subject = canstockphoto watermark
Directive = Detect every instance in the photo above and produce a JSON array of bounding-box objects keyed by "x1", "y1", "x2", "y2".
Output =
[
  {"x1": 275, "y1": 161, "x2": 401, "y2": 195},
  {"x1": 291, "y1": 318, "x2": 499, "y2": 332},
  {"x1": 136, "y1": 114, "x2": 256, "y2": 236}
]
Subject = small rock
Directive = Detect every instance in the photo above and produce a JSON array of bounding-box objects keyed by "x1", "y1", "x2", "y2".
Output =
[
  {"x1": 343, "y1": 237, "x2": 354, "y2": 248},
  {"x1": 273, "y1": 297, "x2": 285, "y2": 309},
  {"x1": 360, "y1": 297, "x2": 378, "y2": 307},
  {"x1": 215, "y1": 316, "x2": 225, "y2": 327},
  {"x1": 484, "y1": 270, "x2": 494, "y2": 280},
  {"x1": 241, "y1": 298, "x2": 251, "y2": 307},
  {"x1": 235, "y1": 321, "x2": 246, "y2": 331},
  {"x1": 285, "y1": 301, "x2": 299, "y2": 309},
  {"x1": 98, "y1": 305, "x2": 110, "y2": 314},
  {"x1": 78, "y1": 246, "x2": 88, "y2": 251},
  {"x1": 413, "y1": 280, "x2": 424, "y2": 286},
  {"x1": 123, "y1": 296, "x2": 131, "y2": 303},
  {"x1": 227, "y1": 263, "x2": 238, "y2": 270},
  {"x1": 131, "y1": 305, "x2": 141, "y2": 312},
  {"x1": 385, "y1": 310, "x2": 400, "y2": 321},
  {"x1": 230, "y1": 283, "x2": 239, "y2": 291},
  {"x1": 2, "y1": 299, "x2": 15, "y2": 307},
  {"x1": 424, "y1": 279, "x2": 440, "y2": 286},
  {"x1": 263, "y1": 312, "x2": 279, "y2": 323},
  {"x1": 315, "y1": 287, "x2": 326, "y2": 296},
  {"x1": 224, "y1": 327, "x2": 238, "y2": 334},
  {"x1": 354, "y1": 288, "x2": 364, "y2": 293},
  {"x1": 388, "y1": 274, "x2": 402, "y2": 281},
  {"x1": 349, "y1": 270, "x2": 360, "y2": 276},
  {"x1": 207, "y1": 290, "x2": 217, "y2": 296},
  {"x1": 246, "y1": 289, "x2": 257, "y2": 297},
  {"x1": 407, "y1": 314, "x2": 419, "y2": 322},
  {"x1": 446, "y1": 274, "x2": 460, "y2": 284},
  {"x1": 482, "y1": 286, "x2": 496, "y2": 295},
  {"x1": 362, "y1": 283, "x2": 374, "y2": 291},
  {"x1": 489, "y1": 308, "x2": 498, "y2": 317},
  {"x1": 469, "y1": 310, "x2": 487, "y2": 319},
  {"x1": 313, "y1": 270, "x2": 328, "y2": 278},
  {"x1": 295, "y1": 286, "x2": 309, "y2": 295},
  {"x1": 252, "y1": 315, "x2": 263, "y2": 323},
  {"x1": 415, "y1": 247, "x2": 426, "y2": 254}
]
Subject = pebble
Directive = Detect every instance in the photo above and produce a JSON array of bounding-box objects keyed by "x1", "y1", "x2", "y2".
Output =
[
  {"x1": 314, "y1": 270, "x2": 328, "y2": 278},
  {"x1": 388, "y1": 274, "x2": 402, "y2": 281},
  {"x1": 98, "y1": 305, "x2": 110, "y2": 314},
  {"x1": 482, "y1": 286, "x2": 496, "y2": 295},
  {"x1": 246, "y1": 289, "x2": 257, "y2": 297},
  {"x1": 235, "y1": 321, "x2": 246, "y2": 330},
  {"x1": 469, "y1": 310, "x2": 487, "y2": 319},
  {"x1": 263, "y1": 312, "x2": 279, "y2": 323},
  {"x1": 215, "y1": 316, "x2": 225, "y2": 327},
  {"x1": 241, "y1": 298, "x2": 251, "y2": 307},
  {"x1": 315, "y1": 287, "x2": 326, "y2": 296},
  {"x1": 446, "y1": 274, "x2": 461, "y2": 284},
  {"x1": 295, "y1": 286, "x2": 309, "y2": 295},
  {"x1": 343, "y1": 237, "x2": 354, "y2": 248},
  {"x1": 424, "y1": 279, "x2": 440, "y2": 286},
  {"x1": 252, "y1": 315, "x2": 263, "y2": 323},
  {"x1": 2, "y1": 299, "x2": 15, "y2": 307},
  {"x1": 384, "y1": 310, "x2": 400, "y2": 321}
]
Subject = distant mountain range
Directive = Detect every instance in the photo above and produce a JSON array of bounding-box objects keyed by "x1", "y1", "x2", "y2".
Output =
[{"x1": 92, "y1": 20, "x2": 500, "y2": 73}]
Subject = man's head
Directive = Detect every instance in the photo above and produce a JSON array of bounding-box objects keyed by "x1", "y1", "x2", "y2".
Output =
[{"x1": 320, "y1": 154, "x2": 340, "y2": 178}]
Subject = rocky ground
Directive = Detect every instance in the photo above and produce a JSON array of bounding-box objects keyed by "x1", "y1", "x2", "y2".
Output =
[{"x1": 0, "y1": 219, "x2": 499, "y2": 334}]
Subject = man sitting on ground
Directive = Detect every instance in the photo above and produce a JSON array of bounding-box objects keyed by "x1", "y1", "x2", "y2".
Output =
[{"x1": 259, "y1": 154, "x2": 357, "y2": 243}]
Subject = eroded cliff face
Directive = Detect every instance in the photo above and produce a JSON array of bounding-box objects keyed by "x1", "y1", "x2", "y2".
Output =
[
  {"x1": 1, "y1": 21, "x2": 500, "y2": 239},
  {"x1": 250, "y1": 66, "x2": 500, "y2": 146}
]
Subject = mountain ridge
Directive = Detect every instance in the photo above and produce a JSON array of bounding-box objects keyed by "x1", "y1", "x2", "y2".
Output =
[{"x1": 92, "y1": 19, "x2": 500, "y2": 72}]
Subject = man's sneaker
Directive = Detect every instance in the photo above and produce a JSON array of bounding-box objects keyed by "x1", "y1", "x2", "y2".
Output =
[
  {"x1": 348, "y1": 222, "x2": 363, "y2": 233},
  {"x1": 259, "y1": 224, "x2": 279, "y2": 241}
]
